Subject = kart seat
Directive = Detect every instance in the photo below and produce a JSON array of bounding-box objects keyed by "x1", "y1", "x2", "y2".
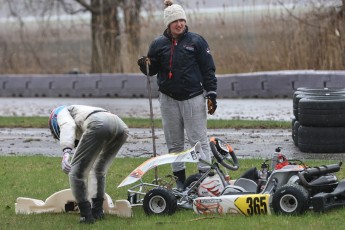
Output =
[
  {"x1": 221, "y1": 185, "x2": 247, "y2": 195},
  {"x1": 233, "y1": 178, "x2": 258, "y2": 193},
  {"x1": 221, "y1": 178, "x2": 258, "y2": 195}
]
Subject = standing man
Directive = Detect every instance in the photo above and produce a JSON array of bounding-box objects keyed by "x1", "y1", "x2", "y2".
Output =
[
  {"x1": 137, "y1": 0, "x2": 217, "y2": 190},
  {"x1": 49, "y1": 105, "x2": 129, "y2": 224}
]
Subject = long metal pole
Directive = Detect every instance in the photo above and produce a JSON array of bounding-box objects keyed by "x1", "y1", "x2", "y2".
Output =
[{"x1": 145, "y1": 58, "x2": 158, "y2": 183}]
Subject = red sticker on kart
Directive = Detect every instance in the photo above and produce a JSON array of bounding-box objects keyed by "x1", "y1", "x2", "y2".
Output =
[
  {"x1": 234, "y1": 194, "x2": 270, "y2": 216},
  {"x1": 130, "y1": 169, "x2": 144, "y2": 178}
]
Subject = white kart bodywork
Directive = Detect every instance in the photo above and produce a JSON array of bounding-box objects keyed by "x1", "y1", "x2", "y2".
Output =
[
  {"x1": 193, "y1": 194, "x2": 271, "y2": 216},
  {"x1": 118, "y1": 142, "x2": 204, "y2": 188},
  {"x1": 15, "y1": 189, "x2": 132, "y2": 217},
  {"x1": 15, "y1": 143, "x2": 204, "y2": 218},
  {"x1": 192, "y1": 165, "x2": 306, "y2": 216}
]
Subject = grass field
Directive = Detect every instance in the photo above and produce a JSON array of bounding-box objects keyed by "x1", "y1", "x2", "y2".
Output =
[
  {"x1": 1, "y1": 156, "x2": 344, "y2": 229},
  {"x1": 0, "y1": 116, "x2": 291, "y2": 129},
  {"x1": 1, "y1": 116, "x2": 344, "y2": 228}
]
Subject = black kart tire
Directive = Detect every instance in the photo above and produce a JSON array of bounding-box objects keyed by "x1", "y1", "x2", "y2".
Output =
[
  {"x1": 292, "y1": 88, "x2": 345, "y2": 153},
  {"x1": 184, "y1": 173, "x2": 202, "y2": 188},
  {"x1": 293, "y1": 91, "x2": 345, "y2": 104},
  {"x1": 298, "y1": 143, "x2": 345, "y2": 153},
  {"x1": 272, "y1": 184, "x2": 309, "y2": 215},
  {"x1": 292, "y1": 87, "x2": 345, "y2": 119},
  {"x1": 295, "y1": 87, "x2": 345, "y2": 94},
  {"x1": 298, "y1": 125, "x2": 345, "y2": 153},
  {"x1": 293, "y1": 94, "x2": 345, "y2": 109},
  {"x1": 293, "y1": 95, "x2": 345, "y2": 119},
  {"x1": 143, "y1": 188, "x2": 177, "y2": 215},
  {"x1": 298, "y1": 97, "x2": 345, "y2": 127}
]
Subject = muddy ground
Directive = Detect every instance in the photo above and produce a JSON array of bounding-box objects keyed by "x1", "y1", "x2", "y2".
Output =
[
  {"x1": 1, "y1": 127, "x2": 345, "y2": 161},
  {"x1": 1, "y1": 98, "x2": 344, "y2": 160}
]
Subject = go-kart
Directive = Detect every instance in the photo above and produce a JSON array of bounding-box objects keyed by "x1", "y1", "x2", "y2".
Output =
[
  {"x1": 192, "y1": 143, "x2": 345, "y2": 216},
  {"x1": 118, "y1": 137, "x2": 345, "y2": 216},
  {"x1": 194, "y1": 160, "x2": 344, "y2": 216},
  {"x1": 118, "y1": 137, "x2": 241, "y2": 215}
]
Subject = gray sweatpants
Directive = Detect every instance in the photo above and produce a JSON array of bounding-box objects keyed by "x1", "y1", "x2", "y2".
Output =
[
  {"x1": 159, "y1": 93, "x2": 212, "y2": 172},
  {"x1": 69, "y1": 112, "x2": 129, "y2": 203}
]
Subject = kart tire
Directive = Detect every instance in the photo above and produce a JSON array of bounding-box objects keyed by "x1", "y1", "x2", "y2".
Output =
[
  {"x1": 294, "y1": 88, "x2": 345, "y2": 100},
  {"x1": 184, "y1": 173, "x2": 202, "y2": 189},
  {"x1": 292, "y1": 87, "x2": 345, "y2": 115},
  {"x1": 272, "y1": 184, "x2": 309, "y2": 215},
  {"x1": 293, "y1": 90, "x2": 345, "y2": 102},
  {"x1": 298, "y1": 126, "x2": 345, "y2": 153},
  {"x1": 293, "y1": 95, "x2": 345, "y2": 119},
  {"x1": 298, "y1": 143, "x2": 345, "y2": 153},
  {"x1": 293, "y1": 94, "x2": 345, "y2": 109},
  {"x1": 143, "y1": 188, "x2": 177, "y2": 215},
  {"x1": 298, "y1": 97, "x2": 345, "y2": 127},
  {"x1": 295, "y1": 87, "x2": 345, "y2": 93}
]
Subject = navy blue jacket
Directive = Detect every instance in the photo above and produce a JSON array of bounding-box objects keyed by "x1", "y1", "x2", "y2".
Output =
[{"x1": 140, "y1": 26, "x2": 217, "y2": 101}]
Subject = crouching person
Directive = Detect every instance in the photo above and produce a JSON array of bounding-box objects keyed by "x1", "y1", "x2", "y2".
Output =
[{"x1": 48, "y1": 105, "x2": 129, "y2": 224}]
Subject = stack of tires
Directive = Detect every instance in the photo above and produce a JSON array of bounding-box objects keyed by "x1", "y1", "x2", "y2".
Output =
[{"x1": 292, "y1": 87, "x2": 345, "y2": 153}]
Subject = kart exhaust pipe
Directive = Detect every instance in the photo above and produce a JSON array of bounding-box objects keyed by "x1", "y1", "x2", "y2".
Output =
[
  {"x1": 304, "y1": 162, "x2": 342, "y2": 177},
  {"x1": 298, "y1": 162, "x2": 342, "y2": 187}
]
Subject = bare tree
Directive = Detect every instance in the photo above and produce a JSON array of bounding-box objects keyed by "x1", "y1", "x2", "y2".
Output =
[
  {"x1": 64, "y1": 0, "x2": 143, "y2": 73},
  {"x1": 3, "y1": 0, "x2": 143, "y2": 73},
  {"x1": 3, "y1": 0, "x2": 343, "y2": 74},
  {"x1": 122, "y1": 0, "x2": 142, "y2": 67}
]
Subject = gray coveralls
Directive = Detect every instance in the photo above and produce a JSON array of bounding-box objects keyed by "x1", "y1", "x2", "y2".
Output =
[{"x1": 58, "y1": 105, "x2": 129, "y2": 203}]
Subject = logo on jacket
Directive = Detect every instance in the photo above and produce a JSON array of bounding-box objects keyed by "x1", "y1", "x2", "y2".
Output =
[{"x1": 184, "y1": 45, "x2": 194, "y2": 51}]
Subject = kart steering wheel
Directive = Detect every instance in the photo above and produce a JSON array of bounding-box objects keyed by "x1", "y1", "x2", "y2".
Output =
[{"x1": 210, "y1": 137, "x2": 239, "y2": 171}]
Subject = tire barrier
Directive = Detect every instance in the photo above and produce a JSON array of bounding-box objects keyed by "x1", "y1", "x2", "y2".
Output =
[
  {"x1": 0, "y1": 74, "x2": 159, "y2": 98},
  {"x1": 1, "y1": 70, "x2": 345, "y2": 98},
  {"x1": 292, "y1": 87, "x2": 345, "y2": 153}
]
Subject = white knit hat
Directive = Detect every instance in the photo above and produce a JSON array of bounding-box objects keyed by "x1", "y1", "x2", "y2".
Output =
[{"x1": 164, "y1": 3, "x2": 187, "y2": 27}]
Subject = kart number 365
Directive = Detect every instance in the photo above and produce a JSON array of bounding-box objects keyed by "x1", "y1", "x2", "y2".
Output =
[{"x1": 235, "y1": 194, "x2": 270, "y2": 216}]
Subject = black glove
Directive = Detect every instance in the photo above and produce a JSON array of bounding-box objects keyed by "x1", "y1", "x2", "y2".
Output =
[
  {"x1": 137, "y1": 56, "x2": 148, "y2": 68},
  {"x1": 205, "y1": 92, "x2": 217, "y2": 115},
  {"x1": 137, "y1": 56, "x2": 151, "y2": 75}
]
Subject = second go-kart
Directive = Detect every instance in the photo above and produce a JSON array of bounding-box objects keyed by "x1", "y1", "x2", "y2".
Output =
[{"x1": 118, "y1": 137, "x2": 345, "y2": 216}]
